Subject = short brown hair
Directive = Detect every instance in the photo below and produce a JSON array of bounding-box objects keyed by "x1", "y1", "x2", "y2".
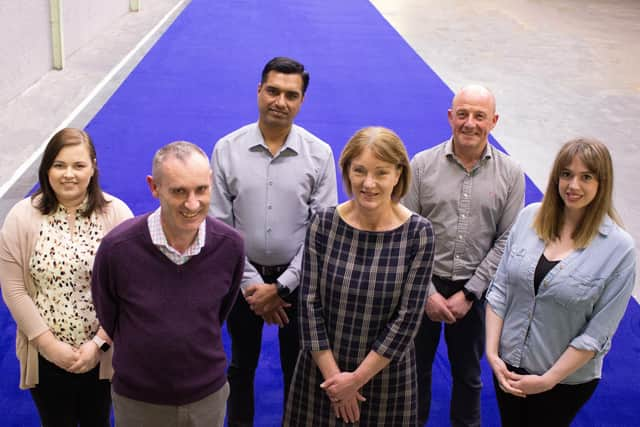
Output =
[
  {"x1": 533, "y1": 137, "x2": 621, "y2": 247},
  {"x1": 339, "y1": 127, "x2": 411, "y2": 202},
  {"x1": 33, "y1": 128, "x2": 108, "y2": 216}
]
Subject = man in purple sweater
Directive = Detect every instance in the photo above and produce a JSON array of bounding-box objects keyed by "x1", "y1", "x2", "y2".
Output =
[{"x1": 91, "y1": 141, "x2": 244, "y2": 427}]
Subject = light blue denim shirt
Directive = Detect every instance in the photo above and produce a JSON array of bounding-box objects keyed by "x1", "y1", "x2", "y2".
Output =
[{"x1": 486, "y1": 203, "x2": 636, "y2": 384}]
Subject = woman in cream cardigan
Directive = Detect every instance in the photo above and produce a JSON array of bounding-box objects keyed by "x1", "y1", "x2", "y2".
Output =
[{"x1": 0, "y1": 128, "x2": 132, "y2": 426}]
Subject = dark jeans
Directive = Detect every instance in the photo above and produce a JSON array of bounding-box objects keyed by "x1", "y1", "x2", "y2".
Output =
[
  {"x1": 226, "y1": 269, "x2": 299, "y2": 427},
  {"x1": 30, "y1": 354, "x2": 111, "y2": 427},
  {"x1": 493, "y1": 365, "x2": 599, "y2": 427},
  {"x1": 415, "y1": 276, "x2": 485, "y2": 427}
]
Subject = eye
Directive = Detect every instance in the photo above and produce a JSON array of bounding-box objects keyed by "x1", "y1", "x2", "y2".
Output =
[
  {"x1": 171, "y1": 188, "x2": 186, "y2": 195},
  {"x1": 196, "y1": 185, "x2": 210, "y2": 194},
  {"x1": 456, "y1": 111, "x2": 467, "y2": 119},
  {"x1": 285, "y1": 92, "x2": 300, "y2": 101},
  {"x1": 582, "y1": 174, "x2": 595, "y2": 181},
  {"x1": 559, "y1": 171, "x2": 571, "y2": 178},
  {"x1": 52, "y1": 162, "x2": 65, "y2": 169},
  {"x1": 266, "y1": 87, "x2": 279, "y2": 96}
]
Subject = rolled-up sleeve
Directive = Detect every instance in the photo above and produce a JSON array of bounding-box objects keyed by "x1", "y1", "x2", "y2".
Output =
[{"x1": 570, "y1": 250, "x2": 636, "y2": 355}]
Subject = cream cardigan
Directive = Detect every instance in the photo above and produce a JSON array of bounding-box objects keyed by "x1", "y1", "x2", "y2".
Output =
[{"x1": 0, "y1": 193, "x2": 132, "y2": 389}]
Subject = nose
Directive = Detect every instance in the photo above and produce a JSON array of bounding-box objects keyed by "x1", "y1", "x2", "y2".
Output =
[
  {"x1": 463, "y1": 116, "x2": 475, "y2": 127},
  {"x1": 568, "y1": 176, "x2": 580, "y2": 188},
  {"x1": 63, "y1": 166, "x2": 74, "y2": 177},
  {"x1": 184, "y1": 192, "x2": 200, "y2": 211},
  {"x1": 274, "y1": 93, "x2": 286, "y2": 106},
  {"x1": 363, "y1": 174, "x2": 375, "y2": 188}
]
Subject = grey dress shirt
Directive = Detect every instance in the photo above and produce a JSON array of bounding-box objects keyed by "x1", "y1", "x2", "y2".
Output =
[
  {"x1": 486, "y1": 203, "x2": 636, "y2": 383},
  {"x1": 403, "y1": 138, "x2": 525, "y2": 299},
  {"x1": 210, "y1": 122, "x2": 338, "y2": 291}
]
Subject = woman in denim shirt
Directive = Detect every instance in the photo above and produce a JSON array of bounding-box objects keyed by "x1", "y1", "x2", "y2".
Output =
[{"x1": 485, "y1": 138, "x2": 636, "y2": 426}]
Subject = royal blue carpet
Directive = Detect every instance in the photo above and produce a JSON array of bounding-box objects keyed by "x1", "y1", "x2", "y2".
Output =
[{"x1": 1, "y1": 0, "x2": 638, "y2": 425}]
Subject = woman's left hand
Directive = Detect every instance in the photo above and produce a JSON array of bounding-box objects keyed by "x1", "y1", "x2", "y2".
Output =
[
  {"x1": 67, "y1": 340, "x2": 100, "y2": 374},
  {"x1": 508, "y1": 373, "x2": 554, "y2": 396},
  {"x1": 321, "y1": 372, "x2": 364, "y2": 403}
]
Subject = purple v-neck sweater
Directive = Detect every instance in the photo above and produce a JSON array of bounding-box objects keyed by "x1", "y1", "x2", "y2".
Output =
[{"x1": 92, "y1": 214, "x2": 244, "y2": 405}]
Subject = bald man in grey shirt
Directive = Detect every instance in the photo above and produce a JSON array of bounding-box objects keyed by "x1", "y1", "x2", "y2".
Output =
[
  {"x1": 210, "y1": 57, "x2": 337, "y2": 427},
  {"x1": 404, "y1": 85, "x2": 525, "y2": 427}
]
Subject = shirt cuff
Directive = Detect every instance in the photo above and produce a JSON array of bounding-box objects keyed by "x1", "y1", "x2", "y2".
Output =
[
  {"x1": 464, "y1": 275, "x2": 487, "y2": 300},
  {"x1": 277, "y1": 269, "x2": 299, "y2": 292}
]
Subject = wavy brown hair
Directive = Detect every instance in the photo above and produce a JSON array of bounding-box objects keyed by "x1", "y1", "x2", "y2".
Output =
[
  {"x1": 533, "y1": 137, "x2": 621, "y2": 248},
  {"x1": 33, "y1": 128, "x2": 108, "y2": 216}
]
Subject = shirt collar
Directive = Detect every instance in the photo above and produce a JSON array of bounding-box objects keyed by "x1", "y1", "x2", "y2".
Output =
[
  {"x1": 444, "y1": 137, "x2": 492, "y2": 160},
  {"x1": 147, "y1": 207, "x2": 206, "y2": 255},
  {"x1": 250, "y1": 122, "x2": 300, "y2": 155},
  {"x1": 598, "y1": 215, "x2": 614, "y2": 237}
]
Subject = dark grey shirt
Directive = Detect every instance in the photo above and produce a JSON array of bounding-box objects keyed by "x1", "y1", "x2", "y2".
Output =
[
  {"x1": 403, "y1": 138, "x2": 525, "y2": 299},
  {"x1": 210, "y1": 123, "x2": 338, "y2": 292}
]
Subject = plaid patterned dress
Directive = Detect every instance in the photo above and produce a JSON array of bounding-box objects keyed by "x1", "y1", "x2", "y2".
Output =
[{"x1": 284, "y1": 207, "x2": 435, "y2": 426}]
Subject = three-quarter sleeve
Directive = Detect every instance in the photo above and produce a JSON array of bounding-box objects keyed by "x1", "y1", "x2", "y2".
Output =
[
  {"x1": 371, "y1": 220, "x2": 435, "y2": 361},
  {"x1": 299, "y1": 213, "x2": 331, "y2": 351}
]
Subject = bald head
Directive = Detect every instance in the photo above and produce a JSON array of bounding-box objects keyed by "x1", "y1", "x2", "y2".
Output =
[{"x1": 452, "y1": 84, "x2": 496, "y2": 115}]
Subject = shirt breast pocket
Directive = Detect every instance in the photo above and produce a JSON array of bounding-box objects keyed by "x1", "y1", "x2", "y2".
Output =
[{"x1": 549, "y1": 273, "x2": 605, "y2": 310}]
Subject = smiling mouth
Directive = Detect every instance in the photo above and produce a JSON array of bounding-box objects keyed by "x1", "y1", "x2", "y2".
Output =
[{"x1": 181, "y1": 211, "x2": 200, "y2": 218}]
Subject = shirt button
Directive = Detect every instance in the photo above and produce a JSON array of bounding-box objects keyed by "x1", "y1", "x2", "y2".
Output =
[
  {"x1": 461, "y1": 214, "x2": 466, "y2": 218},
  {"x1": 455, "y1": 255, "x2": 460, "y2": 259},
  {"x1": 458, "y1": 234, "x2": 463, "y2": 239},
  {"x1": 463, "y1": 193, "x2": 468, "y2": 197},
  {"x1": 268, "y1": 205, "x2": 272, "y2": 210},
  {"x1": 267, "y1": 227, "x2": 272, "y2": 233},
  {"x1": 269, "y1": 181, "x2": 273, "y2": 185}
]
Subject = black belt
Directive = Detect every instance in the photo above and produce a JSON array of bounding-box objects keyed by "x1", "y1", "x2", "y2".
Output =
[
  {"x1": 432, "y1": 275, "x2": 469, "y2": 299},
  {"x1": 250, "y1": 261, "x2": 288, "y2": 279}
]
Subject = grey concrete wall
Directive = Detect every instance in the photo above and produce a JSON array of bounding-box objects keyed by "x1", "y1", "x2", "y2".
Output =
[
  {"x1": 63, "y1": 0, "x2": 131, "y2": 57},
  {"x1": 0, "y1": 0, "x2": 133, "y2": 107},
  {"x1": 0, "y1": 3, "x2": 52, "y2": 106}
]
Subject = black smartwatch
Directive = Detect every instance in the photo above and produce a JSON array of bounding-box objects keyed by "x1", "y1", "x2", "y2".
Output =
[
  {"x1": 92, "y1": 335, "x2": 111, "y2": 352},
  {"x1": 276, "y1": 283, "x2": 291, "y2": 299},
  {"x1": 462, "y1": 288, "x2": 476, "y2": 302}
]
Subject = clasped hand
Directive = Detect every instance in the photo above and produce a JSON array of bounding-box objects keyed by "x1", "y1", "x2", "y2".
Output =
[
  {"x1": 245, "y1": 283, "x2": 291, "y2": 327},
  {"x1": 425, "y1": 291, "x2": 472, "y2": 324},
  {"x1": 39, "y1": 338, "x2": 100, "y2": 374},
  {"x1": 488, "y1": 355, "x2": 554, "y2": 398},
  {"x1": 321, "y1": 372, "x2": 366, "y2": 423}
]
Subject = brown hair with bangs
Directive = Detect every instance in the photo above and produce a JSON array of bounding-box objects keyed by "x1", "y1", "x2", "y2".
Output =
[
  {"x1": 33, "y1": 128, "x2": 108, "y2": 216},
  {"x1": 533, "y1": 137, "x2": 621, "y2": 248},
  {"x1": 338, "y1": 126, "x2": 411, "y2": 202}
]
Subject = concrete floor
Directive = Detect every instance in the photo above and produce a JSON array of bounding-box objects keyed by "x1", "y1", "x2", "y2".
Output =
[
  {"x1": 0, "y1": 0, "x2": 638, "y2": 297},
  {"x1": 371, "y1": 0, "x2": 640, "y2": 298}
]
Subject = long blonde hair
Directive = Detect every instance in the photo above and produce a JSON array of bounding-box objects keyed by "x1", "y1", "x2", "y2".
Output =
[{"x1": 533, "y1": 137, "x2": 621, "y2": 248}]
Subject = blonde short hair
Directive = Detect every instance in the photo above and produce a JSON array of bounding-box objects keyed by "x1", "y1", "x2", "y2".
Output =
[{"x1": 338, "y1": 127, "x2": 411, "y2": 202}]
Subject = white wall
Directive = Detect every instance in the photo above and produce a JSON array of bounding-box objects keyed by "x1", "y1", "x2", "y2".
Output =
[{"x1": 0, "y1": 0, "x2": 133, "y2": 106}]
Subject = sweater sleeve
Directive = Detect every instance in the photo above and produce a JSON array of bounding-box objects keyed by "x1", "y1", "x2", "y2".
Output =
[{"x1": 0, "y1": 200, "x2": 49, "y2": 340}]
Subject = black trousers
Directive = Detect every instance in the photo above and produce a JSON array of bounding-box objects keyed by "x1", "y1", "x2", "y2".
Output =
[
  {"x1": 414, "y1": 276, "x2": 485, "y2": 427},
  {"x1": 29, "y1": 355, "x2": 111, "y2": 427},
  {"x1": 493, "y1": 365, "x2": 599, "y2": 427},
  {"x1": 226, "y1": 268, "x2": 299, "y2": 427}
]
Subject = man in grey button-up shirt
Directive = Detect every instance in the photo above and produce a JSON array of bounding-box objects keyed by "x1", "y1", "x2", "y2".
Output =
[
  {"x1": 404, "y1": 84, "x2": 525, "y2": 427},
  {"x1": 210, "y1": 57, "x2": 337, "y2": 426}
]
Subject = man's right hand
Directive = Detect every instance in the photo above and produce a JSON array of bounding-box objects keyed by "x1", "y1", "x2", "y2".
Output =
[{"x1": 424, "y1": 292, "x2": 456, "y2": 324}]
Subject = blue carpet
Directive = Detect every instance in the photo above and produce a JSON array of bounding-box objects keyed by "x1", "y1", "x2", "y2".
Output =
[{"x1": 1, "y1": 0, "x2": 638, "y2": 425}]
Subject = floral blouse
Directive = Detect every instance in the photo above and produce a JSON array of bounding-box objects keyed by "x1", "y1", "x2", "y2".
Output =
[{"x1": 29, "y1": 203, "x2": 104, "y2": 347}]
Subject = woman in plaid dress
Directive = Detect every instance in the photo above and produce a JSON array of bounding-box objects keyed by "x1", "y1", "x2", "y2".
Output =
[{"x1": 284, "y1": 127, "x2": 435, "y2": 426}]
